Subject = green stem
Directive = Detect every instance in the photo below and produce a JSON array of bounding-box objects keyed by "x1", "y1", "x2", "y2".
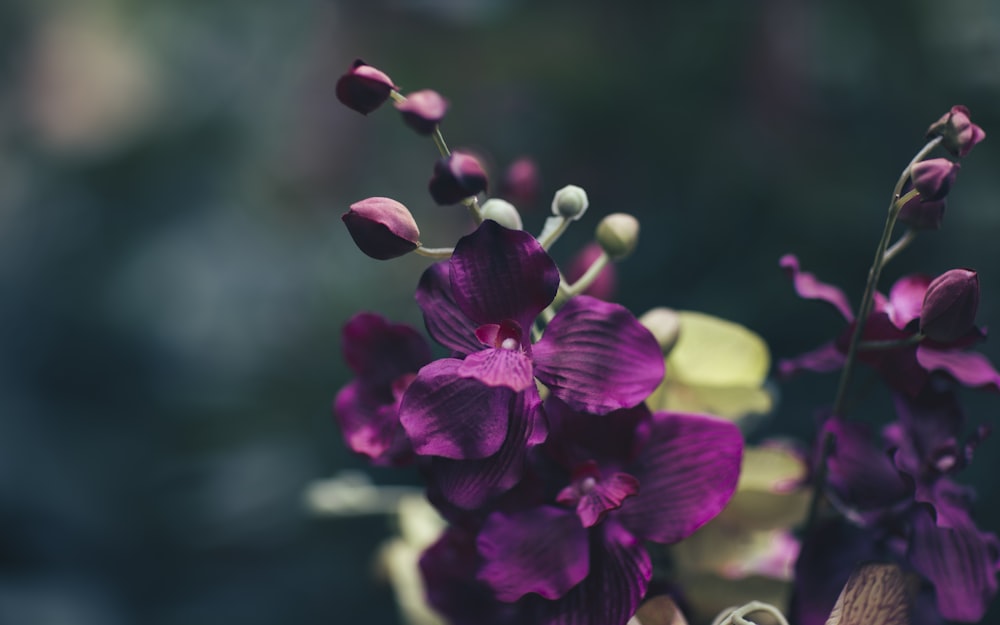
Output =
[
  {"x1": 856, "y1": 333, "x2": 924, "y2": 351},
  {"x1": 538, "y1": 217, "x2": 571, "y2": 250},
  {"x1": 883, "y1": 227, "x2": 918, "y2": 265},
  {"x1": 414, "y1": 245, "x2": 454, "y2": 259}
]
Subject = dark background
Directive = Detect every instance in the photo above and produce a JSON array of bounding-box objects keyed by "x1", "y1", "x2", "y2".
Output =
[{"x1": 2, "y1": 1, "x2": 999, "y2": 623}]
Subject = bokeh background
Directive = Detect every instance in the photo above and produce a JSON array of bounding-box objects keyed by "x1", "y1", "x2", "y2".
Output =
[{"x1": 3, "y1": 0, "x2": 1000, "y2": 623}]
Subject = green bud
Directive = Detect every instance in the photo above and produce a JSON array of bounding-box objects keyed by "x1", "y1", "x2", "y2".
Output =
[
  {"x1": 639, "y1": 307, "x2": 681, "y2": 356},
  {"x1": 596, "y1": 213, "x2": 639, "y2": 260},
  {"x1": 480, "y1": 198, "x2": 523, "y2": 230},
  {"x1": 551, "y1": 185, "x2": 589, "y2": 221}
]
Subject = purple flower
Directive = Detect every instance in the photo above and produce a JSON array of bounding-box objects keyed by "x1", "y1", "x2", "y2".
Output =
[
  {"x1": 333, "y1": 312, "x2": 431, "y2": 465},
  {"x1": 779, "y1": 255, "x2": 1000, "y2": 396},
  {"x1": 335, "y1": 59, "x2": 397, "y2": 115},
  {"x1": 467, "y1": 399, "x2": 742, "y2": 625},
  {"x1": 399, "y1": 220, "x2": 664, "y2": 507}
]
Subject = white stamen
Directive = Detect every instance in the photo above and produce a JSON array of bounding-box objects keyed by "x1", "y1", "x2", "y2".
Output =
[{"x1": 500, "y1": 337, "x2": 518, "y2": 350}]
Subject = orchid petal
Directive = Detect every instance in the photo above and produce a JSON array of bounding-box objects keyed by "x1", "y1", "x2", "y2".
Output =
[
  {"x1": 458, "y1": 347, "x2": 535, "y2": 391},
  {"x1": 333, "y1": 381, "x2": 404, "y2": 462},
  {"x1": 450, "y1": 220, "x2": 559, "y2": 328},
  {"x1": 617, "y1": 412, "x2": 742, "y2": 544},
  {"x1": 533, "y1": 296, "x2": 664, "y2": 414},
  {"x1": 777, "y1": 341, "x2": 844, "y2": 380},
  {"x1": 342, "y1": 312, "x2": 431, "y2": 386},
  {"x1": 779, "y1": 254, "x2": 854, "y2": 320},
  {"x1": 917, "y1": 346, "x2": 1000, "y2": 392},
  {"x1": 415, "y1": 262, "x2": 484, "y2": 356},
  {"x1": 399, "y1": 359, "x2": 511, "y2": 459},
  {"x1": 888, "y1": 274, "x2": 931, "y2": 330}
]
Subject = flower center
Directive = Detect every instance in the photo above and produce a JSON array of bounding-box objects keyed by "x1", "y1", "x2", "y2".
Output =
[
  {"x1": 475, "y1": 319, "x2": 525, "y2": 351},
  {"x1": 500, "y1": 337, "x2": 519, "y2": 350}
]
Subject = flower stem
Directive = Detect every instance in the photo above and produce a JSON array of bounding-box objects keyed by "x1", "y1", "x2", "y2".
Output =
[
  {"x1": 414, "y1": 245, "x2": 454, "y2": 259},
  {"x1": 882, "y1": 228, "x2": 917, "y2": 265}
]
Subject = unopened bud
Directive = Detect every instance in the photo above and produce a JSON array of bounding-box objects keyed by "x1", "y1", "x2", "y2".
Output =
[
  {"x1": 395, "y1": 89, "x2": 449, "y2": 136},
  {"x1": 639, "y1": 307, "x2": 681, "y2": 355},
  {"x1": 335, "y1": 59, "x2": 397, "y2": 115},
  {"x1": 911, "y1": 158, "x2": 959, "y2": 202},
  {"x1": 596, "y1": 213, "x2": 639, "y2": 260},
  {"x1": 343, "y1": 197, "x2": 420, "y2": 260},
  {"x1": 500, "y1": 157, "x2": 540, "y2": 208},
  {"x1": 551, "y1": 185, "x2": 589, "y2": 221},
  {"x1": 428, "y1": 151, "x2": 488, "y2": 205},
  {"x1": 920, "y1": 269, "x2": 979, "y2": 343},
  {"x1": 927, "y1": 105, "x2": 986, "y2": 158},
  {"x1": 480, "y1": 198, "x2": 523, "y2": 230},
  {"x1": 567, "y1": 242, "x2": 616, "y2": 300}
]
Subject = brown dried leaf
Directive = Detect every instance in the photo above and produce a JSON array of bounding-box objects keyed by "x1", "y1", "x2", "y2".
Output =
[{"x1": 825, "y1": 563, "x2": 910, "y2": 625}]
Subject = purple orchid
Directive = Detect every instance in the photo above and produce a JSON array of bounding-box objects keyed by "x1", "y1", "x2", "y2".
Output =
[
  {"x1": 778, "y1": 254, "x2": 1000, "y2": 396},
  {"x1": 399, "y1": 220, "x2": 664, "y2": 508},
  {"x1": 333, "y1": 312, "x2": 431, "y2": 465},
  {"x1": 450, "y1": 399, "x2": 743, "y2": 625}
]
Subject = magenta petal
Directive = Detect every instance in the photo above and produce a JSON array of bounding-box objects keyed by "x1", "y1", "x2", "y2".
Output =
[
  {"x1": 888, "y1": 274, "x2": 931, "y2": 330},
  {"x1": 449, "y1": 220, "x2": 560, "y2": 328},
  {"x1": 535, "y1": 521, "x2": 652, "y2": 625},
  {"x1": 908, "y1": 506, "x2": 999, "y2": 622},
  {"x1": 559, "y1": 471, "x2": 640, "y2": 528},
  {"x1": 427, "y1": 387, "x2": 547, "y2": 508},
  {"x1": 333, "y1": 382, "x2": 403, "y2": 461},
  {"x1": 533, "y1": 296, "x2": 664, "y2": 414},
  {"x1": 917, "y1": 346, "x2": 1000, "y2": 392},
  {"x1": 777, "y1": 341, "x2": 845, "y2": 379},
  {"x1": 458, "y1": 347, "x2": 535, "y2": 391},
  {"x1": 477, "y1": 506, "x2": 589, "y2": 602},
  {"x1": 616, "y1": 412, "x2": 742, "y2": 544},
  {"x1": 399, "y1": 359, "x2": 511, "y2": 459},
  {"x1": 779, "y1": 254, "x2": 854, "y2": 320},
  {"x1": 416, "y1": 262, "x2": 484, "y2": 356}
]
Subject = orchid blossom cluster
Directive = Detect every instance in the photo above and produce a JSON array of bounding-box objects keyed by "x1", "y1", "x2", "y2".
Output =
[
  {"x1": 331, "y1": 59, "x2": 746, "y2": 625},
  {"x1": 327, "y1": 58, "x2": 999, "y2": 625},
  {"x1": 779, "y1": 105, "x2": 999, "y2": 624}
]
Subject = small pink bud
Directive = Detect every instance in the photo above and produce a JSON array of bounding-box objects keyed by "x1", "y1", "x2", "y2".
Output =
[
  {"x1": 500, "y1": 157, "x2": 540, "y2": 209},
  {"x1": 428, "y1": 151, "x2": 488, "y2": 205},
  {"x1": 335, "y1": 59, "x2": 397, "y2": 115},
  {"x1": 920, "y1": 269, "x2": 979, "y2": 343},
  {"x1": 395, "y1": 89, "x2": 449, "y2": 136},
  {"x1": 927, "y1": 105, "x2": 985, "y2": 158},
  {"x1": 897, "y1": 193, "x2": 946, "y2": 230},
  {"x1": 342, "y1": 197, "x2": 420, "y2": 260},
  {"x1": 910, "y1": 158, "x2": 959, "y2": 202}
]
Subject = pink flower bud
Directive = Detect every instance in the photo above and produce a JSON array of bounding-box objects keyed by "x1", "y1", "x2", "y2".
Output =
[
  {"x1": 926, "y1": 105, "x2": 985, "y2": 158},
  {"x1": 500, "y1": 157, "x2": 540, "y2": 209},
  {"x1": 910, "y1": 158, "x2": 959, "y2": 202},
  {"x1": 428, "y1": 151, "x2": 488, "y2": 205},
  {"x1": 920, "y1": 269, "x2": 979, "y2": 343},
  {"x1": 897, "y1": 193, "x2": 946, "y2": 230},
  {"x1": 395, "y1": 89, "x2": 449, "y2": 136},
  {"x1": 342, "y1": 197, "x2": 420, "y2": 260},
  {"x1": 335, "y1": 59, "x2": 397, "y2": 115}
]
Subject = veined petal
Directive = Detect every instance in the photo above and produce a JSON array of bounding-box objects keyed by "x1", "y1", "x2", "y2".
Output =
[
  {"x1": 426, "y1": 387, "x2": 547, "y2": 509},
  {"x1": 533, "y1": 296, "x2": 664, "y2": 414},
  {"x1": 415, "y1": 262, "x2": 484, "y2": 356},
  {"x1": 534, "y1": 521, "x2": 652, "y2": 625},
  {"x1": 779, "y1": 254, "x2": 854, "y2": 321},
  {"x1": 399, "y1": 359, "x2": 511, "y2": 459},
  {"x1": 477, "y1": 506, "x2": 589, "y2": 602},
  {"x1": 917, "y1": 346, "x2": 1000, "y2": 392},
  {"x1": 450, "y1": 220, "x2": 560, "y2": 328},
  {"x1": 342, "y1": 312, "x2": 432, "y2": 386},
  {"x1": 458, "y1": 347, "x2": 535, "y2": 391},
  {"x1": 616, "y1": 412, "x2": 742, "y2": 544}
]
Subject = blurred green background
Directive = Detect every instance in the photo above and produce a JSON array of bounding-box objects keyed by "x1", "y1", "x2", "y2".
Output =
[{"x1": 2, "y1": 0, "x2": 999, "y2": 623}]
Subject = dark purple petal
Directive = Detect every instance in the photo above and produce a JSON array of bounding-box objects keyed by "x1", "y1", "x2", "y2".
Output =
[
  {"x1": 908, "y1": 505, "x2": 999, "y2": 622},
  {"x1": 415, "y1": 262, "x2": 484, "y2": 356},
  {"x1": 920, "y1": 269, "x2": 980, "y2": 343},
  {"x1": 889, "y1": 388, "x2": 966, "y2": 481},
  {"x1": 399, "y1": 359, "x2": 511, "y2": 459},
  {"x1": 779, "y1": 254, "x2": 854, "y2": 320},
  {"x1": 544, "y1": 398, "x2": 650, "y2": 469},
  {"x1": 341, "y1": 312, "x2": 431, "y2": 387},
  {"x1": 426, "y1": 387, "x2": 547, "y2": 508},
  {"x1": 477, "y1": 506, "x2": 589, "y2": 601},
  {"x1": 458, "y1": 347, "x2": 535, "y2": 391},
  {"x1": 824, "y1": 418, "x2": 911, "y2": 516},
  {"x1": 333, "y1": 381, "x2": 408, "y2": 462},
  {"x1": 888, "y1": 274, "x2": 931, "y2": 330},
  {"x1": 848, "y1": 313, "x2": 928, "y2": 396},
  {"x1": 917, "y1": 347, "x2": 1000, "y2": 392},
  {"x1": 534, "y1": 521, "x2": 652, "y2": 625},
  {"x1": 450, "y1": 220, "x2": 560, "y2": 329},
  {"x1": 429, "y1": 151, "x2": 489, "y2": 205},
  {"x1": 777, "y1": 341, "x2": 845, "y2": 379},
  {"x1": 616, "y1": 412, "x2": 742, "y2": 544},
  {"x1": 533, "y1": 296, "x2": 664, "y2": 414}
]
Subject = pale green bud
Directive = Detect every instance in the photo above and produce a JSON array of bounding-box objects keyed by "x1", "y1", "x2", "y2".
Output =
[
  {"x1": 596, "y1": 213, "x2": 639, "y2": 260},
  {"x1": 639, "y1": 307, "x2": 681, "y2": 356},
  {"x1": 551, "y1": 185, "x2": 589, "y2": 221},
  {"x1": 480, "y1": 198, "x2": 523, "y2": 230}
]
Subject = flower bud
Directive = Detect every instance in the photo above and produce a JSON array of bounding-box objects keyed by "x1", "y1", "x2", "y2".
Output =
[
  {"x1": 500, "y1": 157, "x2": 540, "y2": 209},
  {"x1": 897, "y1": 192, "x2": 946, "y2": 231},
  {"x1": 479, "y1": 198, "x2": 523, "y2": 230},
  {"x1": 395, "y1": 89, "x2": 449, "y2": 136},
  {"x1": 910, "y1": 158, "x2": 959, "y2": 202},
  {"x1": 926, "y1": 105, "x2": 985, "y2": 158},
  {"x1": 920, "y1": 269, "x2": 979, "y2": 343},
  {"x1": 595, "y1": 213, "x2": 639, "y2": 260},
  {"x1": 335, "y1": 59, "x2": 397, "y2": 115},
  {"x1": 551, "y1": 185, "x2": 589, "y2": 221},
  {"x1": 428, "y1": 151, "x2": 488, "y2": 205},
  {"x1": 343, "y1": 197, "x2": 420, "y2": 260},
  {"x1": 639, "y1": 307, "x2": 681, "y2": 355}
]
